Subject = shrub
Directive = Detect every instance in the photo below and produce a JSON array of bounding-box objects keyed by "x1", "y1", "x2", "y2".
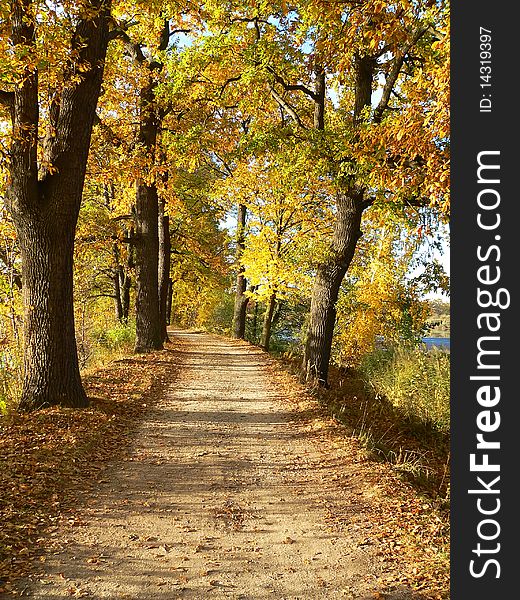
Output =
[
  {"x1": 95, "y1": 323, "x2": 135, "y2": 350},
  {"x1": 0, "y1": 346, "x2": 22, "y2": 415}
]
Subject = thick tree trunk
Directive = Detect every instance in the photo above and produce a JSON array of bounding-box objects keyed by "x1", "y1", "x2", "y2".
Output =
[
  {"x1": 3, "y1": 0, "x2": 111, "y2": 411},
  {"x1": 260, "y1": 293, "x2": 276, "y2": 351},
  {"x1": 302, "y1": 191, "x2": 363, "y2": 386},
  {"x1": 17, "y1": 222, "x2": 87, "y2": 410},
  {"x1": 134, "y1": 181, "x2": 162, "y2": 352},
  {"x1": 134, "y1": 78, "x2": 163, "y2": 353},
  {"x1": 232, "y1": 203, "x2": 248, "y2": 339},
  {"x1": 158, "y1": 201, "x2": 171, "y2": 343}
]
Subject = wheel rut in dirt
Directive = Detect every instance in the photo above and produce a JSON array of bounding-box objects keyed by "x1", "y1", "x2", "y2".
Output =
[{"x1": 16, "y1": 330, "x2": 423, "y2": 600}]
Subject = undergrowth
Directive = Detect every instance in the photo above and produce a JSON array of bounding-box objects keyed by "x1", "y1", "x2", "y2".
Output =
[
  {"x1": 279, "y1": 346, "x2": 450, "y2": 503},
  {"x1": 1, "y1": 323, "x2": 136, "y2": 416},
  {"x1": 360, "y1": 345, "x2": 450, "y2": 435}
]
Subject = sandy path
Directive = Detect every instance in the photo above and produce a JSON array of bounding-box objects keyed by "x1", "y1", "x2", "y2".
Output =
[{"x1": 17, "y1": 331, "x2": 421, "y2": 599}]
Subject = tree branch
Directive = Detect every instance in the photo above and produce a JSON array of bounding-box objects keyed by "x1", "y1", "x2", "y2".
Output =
[
  {"x1": 266, "y1": 66, "x2": 318, "y2": 100},
  {"x1": 219, "y1": 75, "x2": 242, "y2": 98},
  {"x1": 269, "y1": 86, "x2": 307, "y2": 129},
  {"x1": 373, "y1": 26, "x2": 429, "y2": 124},
  {"x1": 360, "y1": 197, "x2": 376, "y2": 211}
]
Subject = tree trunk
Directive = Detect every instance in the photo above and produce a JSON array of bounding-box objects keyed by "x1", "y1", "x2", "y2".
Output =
[
  {"x1": 302, "y1": 191, "x2": 364, "y2": 386},
  {"x1": 166, "y1": 278, "x2": 173, "y2": 325},
  {"x1": 301, "y1": 55, "x2": 373, "y2": 387},
  {"x1": 113, "y1": 266, "x2": 124, "y2": 322},
  {"x1": 3, "y1": 0, "x2": 111, "y2": 411},
  {"x1": 134, "y1": 181, "x2": 162, "y2": 352},
  {"x1": 158, "y1": 201, "x2": 171, "y2": 343},
  {"x1": 313, "y1": 67, "x2": 326, "y2": 129},
  {"x1": 112, "y1": 243, "x2": 124, "y2": 322},
  {"x1": 252, "y1": 299, "x2": 259, "y2": 343},
  {"x1": 134, "y1": 78, "x2": 163, "y2": 353},
  {"x1": 261, "y1": 293, "x2": 277, "y2": 351},
  {"x1": 120, "y1": 227, "x2": 133, "y2": 324},
  {"x1": 17, "y1": 222, "x2": 87, "y2": 410},
  {"x1": 232, "y1": 203, "x2": 248, "y2": 338}
]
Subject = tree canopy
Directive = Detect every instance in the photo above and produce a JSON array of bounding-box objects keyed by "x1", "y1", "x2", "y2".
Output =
[{"x1": 0, "y1": 0, "x2": 449, "y2": 410}]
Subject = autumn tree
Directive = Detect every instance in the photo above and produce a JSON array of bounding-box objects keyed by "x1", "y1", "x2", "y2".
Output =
[
  {"x1": 102, "y1": 17, "x2": 170, "y2": 352},
  {"x1": 216, "y1": 149, "x2": 329, "y2": 351},
  {"x1": 0, "y1": 0, "x2": 112, "y2": 410},
  {"x1": 333, "y1": 213, "x2": 432, "y2": 367},
  {"x1": 293, "y1": 2, "x2": 449, "y2": 386},
  {"x1": 166, "y1": 171, "x2": 229, "y2": 329},
  {"x1": 182, "y1": 0, "x2": 449, "y2": 384},
  {"x1": 73, "y1": 182, "x2": 135, "y2": 337},
  {"x1": 232, "y1": 203, "x2": 248, "y2": 339}
]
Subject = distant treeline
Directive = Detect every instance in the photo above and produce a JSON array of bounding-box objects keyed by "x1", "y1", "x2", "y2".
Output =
[{"x1": 427, "y1": 299, "x2": 450, "y2": 337}]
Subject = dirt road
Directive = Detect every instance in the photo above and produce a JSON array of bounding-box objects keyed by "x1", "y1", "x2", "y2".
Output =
[{"x1": 17, "y1": 331, "x2": 427, "y2": 599}]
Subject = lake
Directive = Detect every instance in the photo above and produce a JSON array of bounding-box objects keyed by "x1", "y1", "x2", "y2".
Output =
[{"x1": 422, "y1": 337, "x2": 450, "y2": 350}]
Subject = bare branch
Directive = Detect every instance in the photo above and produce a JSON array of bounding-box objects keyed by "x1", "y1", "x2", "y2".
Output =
[
  {"x1": 170, "y1": 28, "x2": 192, "y2": 36},
  {"x1": 219, "y1": 75, "x2": 242, "y2": 98}
]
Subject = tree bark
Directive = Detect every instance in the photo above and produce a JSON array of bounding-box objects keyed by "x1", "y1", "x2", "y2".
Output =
[
  {"x1": 313, "y1": 67, "x2": 326, "y2": 130},
  {"x1": 302, "y1": 191, "x2": 363, "y2": 386},
  {"x1": 134, "y1": 179, "x2": 162, "y2": 352},
  {"x1": 4, "y1": 0, "x2": 112, "y2": 410},
  {"x1": 260, "y1": 293, "x2": 276, "y2": 351},
  {"x1": 112, "y1": 243, "x2": 124, "y2": 322},
  {"x1": 301, "y1": 55, "x2": 374, "y2": 387},
  {"x1": 113, "y1": 266, "x2": 124, "y2": 322},
  {"x1": 166, "y1": 277, "x2": 173, "y2": 325},
  {"x1": 232, "y1": 203, "x2": 249, "y2": 339},
  {"x1": 121, "y1": 227, "x2": 134, "y2": 323},
  {"x1": 252, "y1": 298, "x2": 259, "y2": 343},
  {"x1": 158, "y1": 200, "x2": 171, "y2": 343},
  {"x1": 134, "y1": 78, "x2": 163, "y2": 353},
  {"x1": 17, "y1": 221, "x2": 87, "y2": 410}
]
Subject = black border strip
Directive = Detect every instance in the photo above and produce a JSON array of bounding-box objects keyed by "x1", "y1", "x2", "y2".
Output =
[{"x1": 451, "y1": 2, "x2": 517, "y2": 597}]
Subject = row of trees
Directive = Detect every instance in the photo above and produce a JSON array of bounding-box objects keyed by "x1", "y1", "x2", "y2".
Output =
[{"x1": 0, "y1": 0, "x2": 449, "y2": 411}]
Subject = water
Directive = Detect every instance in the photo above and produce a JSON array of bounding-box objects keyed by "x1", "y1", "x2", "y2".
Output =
[{"x1": 422, "y1": 337, "x2": 450, "y2": 350}]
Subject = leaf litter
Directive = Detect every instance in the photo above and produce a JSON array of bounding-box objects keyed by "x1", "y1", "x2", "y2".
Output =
[{"x1": 0, "y1": 332, "x2": 449, "y2": 599}]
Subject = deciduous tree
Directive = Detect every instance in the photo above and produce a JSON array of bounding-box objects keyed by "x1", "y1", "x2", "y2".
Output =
[{"x1": 0, "y1": 0, "x2": 112, "y2": 410}]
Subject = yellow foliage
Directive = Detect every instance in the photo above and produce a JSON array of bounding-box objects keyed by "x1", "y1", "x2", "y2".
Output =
[{"x1": 334, "y1": 220, "x2": 430, "y2": 367}]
